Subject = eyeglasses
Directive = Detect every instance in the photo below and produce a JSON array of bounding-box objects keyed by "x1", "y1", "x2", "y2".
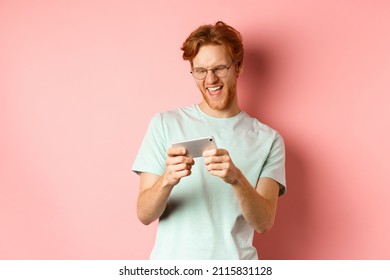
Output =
[{"x1": 190, "y1": 61, "x2": 234, "y2": 80}]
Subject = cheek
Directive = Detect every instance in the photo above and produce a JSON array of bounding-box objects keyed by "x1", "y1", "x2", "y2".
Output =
[
  {"x1": 195, "y1": 81, "x2": 205, "y2": 91},
  {"x1": 226, "y1": 76, "x2": 237, "y2": 89}
]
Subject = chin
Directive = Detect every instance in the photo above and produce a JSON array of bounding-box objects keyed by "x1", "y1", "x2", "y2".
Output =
[
  {"x1": 203, "y1": 96, "x2": 226, "y2": 110},
  {"x1": 208, "y1": 102, "x2": 227, "y2": 110}
]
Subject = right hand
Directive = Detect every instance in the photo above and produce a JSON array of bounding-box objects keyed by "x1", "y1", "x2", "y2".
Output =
[{"x1": 162, "y1": 147, "x2": 195, "y2": 188}]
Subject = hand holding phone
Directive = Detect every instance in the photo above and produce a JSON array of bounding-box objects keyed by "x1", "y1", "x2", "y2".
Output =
[{"x1": 163, "y1": 146, "x2": 195, "y2": 188}]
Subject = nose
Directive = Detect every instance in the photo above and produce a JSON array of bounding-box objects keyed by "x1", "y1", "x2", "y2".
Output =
[{"x1": 205, "y1": 69, "x2": 218, "y2": 83}]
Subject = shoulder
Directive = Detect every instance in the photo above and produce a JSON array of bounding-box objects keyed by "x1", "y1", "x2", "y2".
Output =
[
  {"x1": 241, "y1": 112, "x2": 282, "y2": 140},
  {"x1": 153, "y1": 105, "x2": 198, "y2": 122}
]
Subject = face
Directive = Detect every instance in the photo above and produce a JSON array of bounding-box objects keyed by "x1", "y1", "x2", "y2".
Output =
[{"x1": 191, "y1": 44, "x2": 240, "y2": 118}]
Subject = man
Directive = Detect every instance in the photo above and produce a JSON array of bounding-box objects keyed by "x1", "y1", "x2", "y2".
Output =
[{"x1": 132, "y1": 21, "x2": 286, "y2": 259}]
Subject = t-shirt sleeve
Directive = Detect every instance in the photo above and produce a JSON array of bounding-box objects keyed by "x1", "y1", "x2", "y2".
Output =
[
  {"x1": 132, "y1": 113, "x2": 167, "y2": 176},
  {"x1": 259, "y1": 132, "x2": 286, "y2": 196}
]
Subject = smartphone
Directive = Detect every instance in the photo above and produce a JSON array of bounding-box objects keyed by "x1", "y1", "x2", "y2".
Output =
[{"x1": 172, "y1": 136, "x2": 217, "y2": 158}]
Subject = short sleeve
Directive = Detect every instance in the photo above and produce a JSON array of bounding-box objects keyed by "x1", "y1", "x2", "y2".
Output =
[
  {"x1": 259, "y1": 132, "x2": 286, "y2": 196},
  {"x1": 132, "y1": 113, "x2": 167, "y2": 176}
]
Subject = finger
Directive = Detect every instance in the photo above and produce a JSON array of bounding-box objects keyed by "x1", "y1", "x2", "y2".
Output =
[
  {"x1": 202, "y1": 148, "x2": 228, "y2": 157},
  {"x1": 167, "y1": 168, "x2": 192, "y2": 182},
  {"x1": 204, "y1": 154, "x2": 230, "y2": 165},
  {"x1": 175, "y1": 169, "x2": 192, "y2": 178},
  {"x1": 206, "y1": 162, "x2": 228, "y2": 171},
  {"x1": 208, "y1": 169, "x2": 228, "y2": 178},
  {"x1": 167, "y1": 162, "x2": 194, "y2": 173},
  {"x1": 202, "y1": 148, "x2": 217, "y2": 157},
  {"x1": 166, "y1": 155, "x2": 195, "y2": 166},
  {"x1": 167, "y1": 147, "x2": 187, "y2": 157}
]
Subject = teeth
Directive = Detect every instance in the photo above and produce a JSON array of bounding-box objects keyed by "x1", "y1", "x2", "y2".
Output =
[{"x1": 208, "y1": 86, "x2": 222, "y2": 92}]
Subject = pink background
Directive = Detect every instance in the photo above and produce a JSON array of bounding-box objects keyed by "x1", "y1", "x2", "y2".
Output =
[{"x1": 1, "y1": 0, "x2": 389, "y2": 259}]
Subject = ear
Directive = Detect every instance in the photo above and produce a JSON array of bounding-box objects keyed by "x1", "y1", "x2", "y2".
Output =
[{"x1": 236, "y1": 61, "x2": 244, "y2": 77}]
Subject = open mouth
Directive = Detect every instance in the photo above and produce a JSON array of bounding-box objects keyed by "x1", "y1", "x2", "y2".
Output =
[{"x1": 207, "y1": 85, "x2": 223, "y2": 96}]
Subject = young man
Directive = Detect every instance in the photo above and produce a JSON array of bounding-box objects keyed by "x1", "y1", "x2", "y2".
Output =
[{"x1": 132, "y1": 21, "x2": 286, "y2": 259}]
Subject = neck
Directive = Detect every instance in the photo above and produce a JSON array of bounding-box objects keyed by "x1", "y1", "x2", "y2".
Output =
[{"x1": 198, "y1": 101, "x2": 241, "y2": 118}]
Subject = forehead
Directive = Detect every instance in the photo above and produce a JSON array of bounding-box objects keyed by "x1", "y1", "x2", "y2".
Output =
[{"x1": 192, "y1": 44, "x2": 230, "y2": 67}]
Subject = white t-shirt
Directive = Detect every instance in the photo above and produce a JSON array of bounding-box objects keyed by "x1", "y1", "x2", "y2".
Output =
[{"x1": 132, "y1": 104, "x2": 286, "y2": 259}]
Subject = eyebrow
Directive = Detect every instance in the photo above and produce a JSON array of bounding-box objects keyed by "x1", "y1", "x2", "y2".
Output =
[{"x1": 192, "y1": 63, "x2": 228, "y2": 69}]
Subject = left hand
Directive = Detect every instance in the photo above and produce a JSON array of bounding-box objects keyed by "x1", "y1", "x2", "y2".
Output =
[{"x1": 203, "y1": 148, "x2": 239, "y2": 185}]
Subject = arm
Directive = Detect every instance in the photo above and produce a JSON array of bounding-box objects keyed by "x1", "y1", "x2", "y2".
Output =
[
  {"x1": 231, "y1": 174, "x2": 279, "y2": 233},
  {"x1": 136, "y1": 147, "x2": 194, "y2": 225},
  {"x1": 203, "y1": 148, "x2": 280, "y2": 233}
]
